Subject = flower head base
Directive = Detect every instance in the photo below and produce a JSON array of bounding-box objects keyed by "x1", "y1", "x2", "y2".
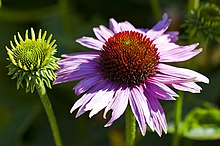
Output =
[
  {"x1": 6, "y1": 28, "x2": 59, "y2": 93},
  {"x1": 55, "y1": 14, "x2": 209, "y2": 136}
]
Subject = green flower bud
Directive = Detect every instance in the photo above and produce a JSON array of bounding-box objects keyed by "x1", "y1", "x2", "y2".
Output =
[
  {"x1": 6, "y1": 28, "x2": 60, "y2": 93},
  {"x1": 183, "y1": 3, "x2": 220, "y2": 42}
]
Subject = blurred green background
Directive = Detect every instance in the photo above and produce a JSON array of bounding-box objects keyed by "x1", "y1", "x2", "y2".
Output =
[{"x1": 0, "y1": 0, "x2": 220, "y2": 146}]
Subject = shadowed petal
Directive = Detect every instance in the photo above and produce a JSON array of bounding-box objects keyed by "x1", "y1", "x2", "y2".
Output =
[
  {"x1": 76, "y1": 37, "x2": 104, "y2": 50},
  {"x1": 73, "y1": 74, "x2": 104, "y2": 95},
  {"x1": 145, "y1": 80, "x2": 178, "y2": 100}
]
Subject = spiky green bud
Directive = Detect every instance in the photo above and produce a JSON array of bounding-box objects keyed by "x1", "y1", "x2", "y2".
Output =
[
  {"x1": 6, "y1": 28, "x2": 60, "y2": 93},
  {"x1": 183, "y1": 3, "x2": 220, "y2": 42}
]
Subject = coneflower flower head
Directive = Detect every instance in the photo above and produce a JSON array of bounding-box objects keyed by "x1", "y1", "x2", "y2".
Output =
[
  {"x1": 6, "y1": 28, "x2": 59, "y2": 93},
  {"x1": 54, "y1": 14, "x2": 209, "y2": 136}
]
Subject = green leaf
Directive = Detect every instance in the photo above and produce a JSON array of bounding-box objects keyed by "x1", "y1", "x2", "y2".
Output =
[{"x1": 183, "y1": 107, "x2": 220, "y2": 140}]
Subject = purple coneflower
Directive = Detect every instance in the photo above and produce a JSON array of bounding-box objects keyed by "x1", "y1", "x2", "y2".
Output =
[{"x1": 54, "y1": 14, "x2": 209, "y2": 136}]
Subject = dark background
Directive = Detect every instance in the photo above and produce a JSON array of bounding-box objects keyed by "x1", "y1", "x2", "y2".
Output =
[{"x1": 0, "y1": 0, "x2": 220, "y2": 146}]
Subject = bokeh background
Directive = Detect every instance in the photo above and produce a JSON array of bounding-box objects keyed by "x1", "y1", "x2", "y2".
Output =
[{"x1": 0, "y1": 0, "x2": 220, "y2": 146}]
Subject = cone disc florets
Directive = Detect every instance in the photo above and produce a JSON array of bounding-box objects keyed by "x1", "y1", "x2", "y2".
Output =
[
  {"x1": 6, "y1": 28, "x2": 59, "y2": 92},
  {"x1": 99, "y1": 31, "x2": 159, "y2": 86}
]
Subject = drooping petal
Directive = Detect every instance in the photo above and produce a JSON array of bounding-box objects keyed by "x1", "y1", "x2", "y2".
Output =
[
  {"x1": 169, "y1": 82, "x2": 202, "y2": 93},
  {"x1": 145, "y1": 80, "x2": 178, "y2": 100},
  {"x1": 150, "y1": 73, "x2": 196, "y2": 85},
  {"x1": 146, "y1": 13, "x2": 171, "y2": 40},
  {"x1": 159, "y1": 43, "x2": 203, "y2": 62},
  {"x1": 129, "y1": 91, "x2": 147, "y2": 136},
  {"x1": 76, "y1": 37, "x2": 104, "y2": 50},
  {"x1": 70, "y1": 79, "x2": 112, "y2": 115},
  {"x1": 129, "y1": 86, "x2": 155, "y2": 136},
  {"x1": 143, "y1": 88, "x2": 168, "y2": 136},
  {"x1": 157, "y1": 63, "x2": 209, "y2": 84},
  {"x1": 84, "y1": 81, "x2": 118, "y2": 118},
  {"x1": 104, "y1": 86, "x2": 129, "y2": 127}
]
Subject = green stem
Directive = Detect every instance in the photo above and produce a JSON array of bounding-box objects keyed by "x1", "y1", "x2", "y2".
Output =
[
  {"x1": 36, "y1": 82, "x2": 63, "y2": 146},
  {"x1": 0, "y1": 0, "x2": 2, "y2": 8},
  {"x1": 150, "y1": 0, "x2": 161, "y2": 21},
  {"x1": 58, "y1": 0, "x2": 72, "y2": 35},
  {"x1": 187, "y1": 0, "x2": 200, "y2": 13},
  {"x1": 172, "y1": 92, "x2": 183, "y2": 146},
  {"x1": 125, "y1": 106, "x2": 136, "y2": 146}
]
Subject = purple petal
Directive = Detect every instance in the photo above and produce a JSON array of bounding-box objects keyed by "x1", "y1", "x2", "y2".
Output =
[
  {"x1": 137, "y1": 28, "x2": 149, "y2": 33},
  {"x1": 70, "y1": 80, "x2": 112, "y2": 115},
  {"x1": 151, "y1": 73, "x2": 197, "y2": 84},
  {"x1": 153, "y1": 32, "x2": 179, "y2": 44},
  {"x1": 165, "y1": 31, "x2": 179, "y2": 42},
  {"x1": 104, "y1": 86, "x2": 129, "y2": 127},
  {"x1": 157, "y1": 63, "x2": 209, "y2": 84},
  {"x1": 129, "y1": 86, "x2": 154, "y2": 136},
  {"x1": 118, "y1": 21, "x2": 136, "y2": 31},
  {"x1": 54, "y1": 61, "x2": 100, "y2": 84},
  {"x1": 76, "y1": 37, "x2": 104, "y2": 50},
  {"x1": 129, "y1": 90, "x2": 147, "y2": 136},
  {"x1": 93, "y1": 25, "x2": 113, "y2": 42},
  {"x1": 109, "y1": 18, "x2": 120, "y2": 33},
  {"x1": 144, "y1": 90, "x2": 168, "y2": 136},
  {"x1": 61, "y1": 52, "x2": 100, "y2": 59},
  {"x1": 170, "y1": 82, "x2": 202, "y2": 93},
  {"x1": 84, "y1": 81, "x2": 118, "y2": 118},
  {"x1": 88, "y1": 82, "x2": 118, "y2": 117},
  {"x1": 73, "y1": 74, "x2": 104, "y2": 95},
  {"x1": 146, "y1": 13, "x2": 171, "y2": 40},
  {"x1": 145, "y1": 80, "x2": 178, "y2": 100},
  {"x1": 56, "y1": 60, "x2": 99, "y2": 75},
  {"x1": 159, "y1": 43, "x2": 202, "y2": 62}
]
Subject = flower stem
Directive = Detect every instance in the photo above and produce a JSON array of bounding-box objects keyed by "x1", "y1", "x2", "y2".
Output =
[
  {"x1": 187, "y1": 0, "x2": 200, "y2": 13},
  {"x1": 150, "y1": 0, "x2": 161, "y2": 20},
  {"x1": 36, "y1": 82, "x2": 63, "y2": 146},
  {"x1": 58, "y1": 0, "x2": 72, "y2": 35},
  {"x1": 125, "y1": 106, "x2": 136, "y2": 146},
  {"x1": 171, "y1": 92, "x2": 183, "y2": 146}
]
